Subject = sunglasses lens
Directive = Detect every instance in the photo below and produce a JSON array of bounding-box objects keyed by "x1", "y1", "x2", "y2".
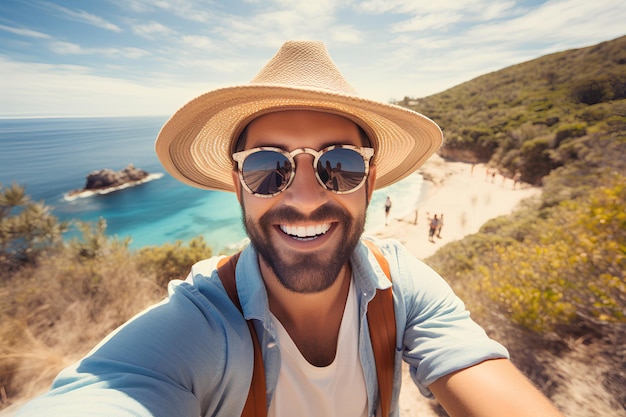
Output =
[
  {"x1": 316, "y1": 148, "x2": 366, "y2": 192},
  {"x1": 241, "y1": 150, "x2": 292, "y2": 195}
]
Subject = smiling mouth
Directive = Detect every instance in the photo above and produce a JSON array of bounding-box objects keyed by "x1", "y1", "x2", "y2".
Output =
[{"x1": 279, "y1": 223, "x2": 332, "y2": 240}]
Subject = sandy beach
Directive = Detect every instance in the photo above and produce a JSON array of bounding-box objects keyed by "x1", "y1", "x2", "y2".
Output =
[
  {"x1": 371, "y1": 155, "x2": 542, "y2": 416},
  {"x1": 371, "y1": 154, "x2": 541, "y2": 260}
]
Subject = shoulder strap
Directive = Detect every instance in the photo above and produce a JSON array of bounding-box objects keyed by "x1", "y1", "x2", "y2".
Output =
[
  {"x1": 217, "y1": 253, "x2": 267, "y2": 417},
  {"x1": 217, "y1": 242, "x2": 396, "y2": 417},
  {"x1": 363, "y1": 239, "x2": 396, "y2": 417}
]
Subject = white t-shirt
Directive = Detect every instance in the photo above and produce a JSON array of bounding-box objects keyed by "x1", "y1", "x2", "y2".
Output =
[{"x1": 269, "y1": 280, "x2": 368, "y2": 417}]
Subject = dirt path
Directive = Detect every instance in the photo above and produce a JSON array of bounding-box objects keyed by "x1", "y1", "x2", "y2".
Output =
[{"x1": 399, "y1": 363, "x2": 441, "y2": 416}]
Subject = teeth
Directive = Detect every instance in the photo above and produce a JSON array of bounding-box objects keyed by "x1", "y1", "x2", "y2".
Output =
[{"x1": 280, "y1": 223, "x2": 331, "y2": 238}]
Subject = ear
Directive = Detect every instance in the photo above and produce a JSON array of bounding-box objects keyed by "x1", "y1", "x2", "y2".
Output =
[
  {"x1": 232, "y1": 170, "x2": 243, "y2": 205},
  {"x1": 366, "y1": 165, "x2": 377, "y2": 201}
]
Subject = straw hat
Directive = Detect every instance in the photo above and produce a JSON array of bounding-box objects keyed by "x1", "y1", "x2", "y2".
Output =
[{"x1": 155, "y1": 40, "x2": 443, "y2": 192}]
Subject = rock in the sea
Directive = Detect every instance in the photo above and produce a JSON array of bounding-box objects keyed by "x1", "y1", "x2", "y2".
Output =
[{"x1": 84, "y1": 164, "x2": 149, "y2": 190}]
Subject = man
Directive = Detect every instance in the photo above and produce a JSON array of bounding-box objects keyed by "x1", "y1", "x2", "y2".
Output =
[
  {"x1": 428, "y1": 213, "x2": 439, "y2": 242},
  {"x1": 436, "y1": 213, "x2": 444, "y2": 239},
  {"x1": 17, "y1": 41, "x2": 564, "y2": 417},
  {"x1": 385, "y1": 196, "x2": 392, "y2": 225}
]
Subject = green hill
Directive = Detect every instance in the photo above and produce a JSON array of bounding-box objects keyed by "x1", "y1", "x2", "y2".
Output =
[{"x1": 404, "y1": 35, "x2": 626, "y2": 185}]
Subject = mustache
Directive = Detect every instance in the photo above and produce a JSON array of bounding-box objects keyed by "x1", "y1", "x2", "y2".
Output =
[{"x1": 259, "y1": 204, "x2": 351, "y2": 225}]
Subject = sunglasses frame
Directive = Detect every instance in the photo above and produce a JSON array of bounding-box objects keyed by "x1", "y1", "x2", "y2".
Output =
[{"x1": 232, "y1": 145, "x2": 374, "y2": 197}]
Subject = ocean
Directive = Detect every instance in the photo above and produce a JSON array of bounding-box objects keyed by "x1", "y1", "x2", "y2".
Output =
[{"x1": 0, "y1": 117, "x2": 424, "y2": 252}]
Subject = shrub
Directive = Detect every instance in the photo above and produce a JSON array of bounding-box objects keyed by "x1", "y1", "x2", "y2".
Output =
[
  {"x1": 430, "y1": 173, "x2": 625, "y2": 335},
  {"x1": 553, "y1": 123, "x2": 587, "y2": 146},
  {"x1": 1, "y1": 220, "x2": 164, "y2": 404},
  {"x1": 0, "y1": 183, "x2": 68, "y2": 273},
  {"x1": 487, "y1": 177, "x2": 625, "y2": 331},
  {"x1": 519, "y1": 136, "x2": 562, "y2": 184},
  {"x1": 572, "y1": 78, "x2": 611, "y2": 105},
  {"x1": 136, "y1": 236, "x2": 214, "y2": 288}
]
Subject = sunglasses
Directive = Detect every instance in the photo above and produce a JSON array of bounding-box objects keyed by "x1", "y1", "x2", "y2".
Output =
[{"x1": 232, "y1": 145, "x2": 374, "y2": 197}]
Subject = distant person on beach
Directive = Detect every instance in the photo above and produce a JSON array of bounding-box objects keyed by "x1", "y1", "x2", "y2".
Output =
[
  {"x1": 384, "y1": 195, "x2": 392, "y2": 225},
  {"x1": 513, "y1": 171, "x2": 522, "y2": 189},
  {"x1": 18, "y1": 41, "x2": 565, "y2": 417},
  {"x1": 428, "y1": 213, "x2": 439, "y2": 242},
  {"x1": 436, "y1": 213, "x2": 444, "y2": 238}
]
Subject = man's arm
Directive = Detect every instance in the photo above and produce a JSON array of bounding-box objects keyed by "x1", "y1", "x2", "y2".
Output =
[{"x1": 429, "y1": 358, "x2": 565, "y2": 417}]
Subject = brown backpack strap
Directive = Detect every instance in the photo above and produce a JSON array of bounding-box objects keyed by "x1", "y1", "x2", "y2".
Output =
[
  {"x1": 217, "y1": 253, "x2": 267, "y2": 417},
  {"x1": 364, "y1": 239, "x2": 396, "y2": 417}
]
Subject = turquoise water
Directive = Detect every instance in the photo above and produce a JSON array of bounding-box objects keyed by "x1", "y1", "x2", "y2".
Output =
[{"x1": 0, "y1": 117, "x2": 423, "y2": 251}]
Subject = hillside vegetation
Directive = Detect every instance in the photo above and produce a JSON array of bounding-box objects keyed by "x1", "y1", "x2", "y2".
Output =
[
  {"x1": 402, "y1": 35, "x2": 626, "y2": 416},
  {"x1": 406, "y1": 35, "x2": 626, "y2": 185},
  {"x1": 1, "y1": 36, "x2": 625, "y2": 415}
]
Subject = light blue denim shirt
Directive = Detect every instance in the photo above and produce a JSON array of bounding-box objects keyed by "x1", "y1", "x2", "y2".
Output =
[{"x1": 17, "y1": 237, "x2": 508, "y2": 417}]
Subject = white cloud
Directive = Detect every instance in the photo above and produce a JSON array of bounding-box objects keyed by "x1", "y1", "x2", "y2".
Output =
[
  {"x1": 463, "y1": 0, "x2": 626, "y2": 58},
  {"x1": 356, "y1": 0, "x2": 499, "y2": 15},
  {"x1": 43, "y1": 2, "x2": 123, "y2": 32},
  {"x1": 113, "y1": 0, "x2": 157, "y2": 13},
  {"x1": 271, "y1": 0, "x2": 344, "y2": 16},
  {"x1": 49, "y1": 41, "x2": 83, "y2": 55},
  {"x1": 117, "y1": 0, "x2": 216, "y2": 23},
  {"x1": 328, "y1": 25, "x2": 362, "y2": 44},
  {"x1": 182, "y1": 35, "x2": 215, "y2": 50},
  {"x1": 73, "y1": 10, "x2": 123, "y2": 33},
  {"x1": 392, "y1": 12, "x2": 462, "y2": 32},
  {"x1": 49, "y1": 41, "x2": 150, "y2": 59},
  {"x1": 0, "y1": 56, "x2": 208, "y2": 117},
  {"x1": 132, "y1": 21, "x2": 174, "y2": 39},
  {"x1": 0, "y1": 24, "x2": 51, "y2": 39},
  {"x1": 481, "y1": 1, "x2": 517, "y2": 20},
  {"x1": 208, "y1": 10, "x2": 332, "y2": 49},
  {"x1": 355, "y1": 0, "x2": 404, "y2": 14}
]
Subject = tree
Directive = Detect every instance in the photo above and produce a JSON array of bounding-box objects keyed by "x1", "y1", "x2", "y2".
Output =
[{"x1": 0, "y1": 183, "x2": 68, "y2": 273}]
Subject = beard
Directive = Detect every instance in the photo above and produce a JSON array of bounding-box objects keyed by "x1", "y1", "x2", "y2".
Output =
[{"x1": 243, "y1": 203, "x2": 367, "y2": 294}]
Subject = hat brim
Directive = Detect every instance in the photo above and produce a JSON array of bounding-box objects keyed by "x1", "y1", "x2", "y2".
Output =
[{"x1": 155, "y1": 84, "x2": 443, "y2": 192}]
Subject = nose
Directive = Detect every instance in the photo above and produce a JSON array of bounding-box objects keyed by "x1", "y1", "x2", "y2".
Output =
[{"x1": 282, "y1": 154, "x2": 326, "y2": 211}]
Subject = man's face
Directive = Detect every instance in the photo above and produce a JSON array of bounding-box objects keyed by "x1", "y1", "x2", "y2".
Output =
[{"x1": 232, "y1": 110, "x2": 376, "y2": 293}]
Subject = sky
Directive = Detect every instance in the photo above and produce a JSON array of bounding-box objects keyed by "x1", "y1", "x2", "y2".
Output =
[{"x1": 1, "y1": 0, "x2": 625, "y2": 118}]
